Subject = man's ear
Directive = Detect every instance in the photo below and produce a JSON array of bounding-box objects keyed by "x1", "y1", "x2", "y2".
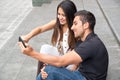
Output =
[{"x1": 83, "y1": 22, "x2": 89, "y2": 29}]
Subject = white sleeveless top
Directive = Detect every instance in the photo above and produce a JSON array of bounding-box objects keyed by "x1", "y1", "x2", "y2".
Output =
[
  {"x1": 56, "y1": 29, "x2": 69, "y2": 55},
  {"x1": 62, "y1": 29, "x2": 69, "y2": 54}
]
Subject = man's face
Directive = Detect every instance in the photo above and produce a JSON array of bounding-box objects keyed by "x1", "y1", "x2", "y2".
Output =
[
  {"x1": 71, "y1": 16, "x2": 84, "y2": 38},
  {"x1": 57, "y1": 7, "x2": 67, "y2": 25}
]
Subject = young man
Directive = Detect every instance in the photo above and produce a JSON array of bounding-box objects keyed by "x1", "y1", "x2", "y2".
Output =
[{"x1": 18, "y1": 10, "x2": 109, "y2": 80}]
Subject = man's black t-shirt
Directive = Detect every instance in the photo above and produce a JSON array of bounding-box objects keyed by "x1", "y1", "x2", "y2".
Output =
[{"x1": 74, "y1": 32, "x2": 109, "y2": 80}]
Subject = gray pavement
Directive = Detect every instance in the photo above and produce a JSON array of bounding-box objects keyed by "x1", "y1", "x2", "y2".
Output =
[
  {"x1": 0, "y1": 0, "x2": 32, "y2": 49},
  {"x1": 97, "y1": 0, "x2": 120, "y2": 46},
  {"x1": 0, "y1": 0, "x2": 120, "y2": 80}
]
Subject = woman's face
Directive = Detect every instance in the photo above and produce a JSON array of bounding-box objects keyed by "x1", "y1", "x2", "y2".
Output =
[{"x1": 57, "y1": 7, "x2": 67, "y2": 25}]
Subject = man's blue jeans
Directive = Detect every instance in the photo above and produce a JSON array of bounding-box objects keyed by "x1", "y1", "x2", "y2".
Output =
[{"x1": 36, "y1": 65, "x2": 86, "y2": 80}]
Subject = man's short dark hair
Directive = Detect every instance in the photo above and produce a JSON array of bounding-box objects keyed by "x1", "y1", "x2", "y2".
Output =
[{"x1": 74, "y1": 10, "x2": 96, "y2": 31}]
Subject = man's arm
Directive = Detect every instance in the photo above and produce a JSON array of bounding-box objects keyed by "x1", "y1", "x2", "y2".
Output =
[{"x1": 18, "y1": 42, "x2": 83, "y2": 67}]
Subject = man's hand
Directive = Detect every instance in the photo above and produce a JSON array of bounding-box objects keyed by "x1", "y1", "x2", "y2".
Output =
[{"x1": 18, "y1": 42, "x2": 34, "y2": 56}]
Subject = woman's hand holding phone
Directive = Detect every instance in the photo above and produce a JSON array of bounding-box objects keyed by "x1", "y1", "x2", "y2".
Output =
[{"x1": 18, "y1": 36, "x2": 27, "y2": 48}]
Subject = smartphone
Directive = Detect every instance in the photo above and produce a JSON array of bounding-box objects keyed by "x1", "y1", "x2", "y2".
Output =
[{"x1": 19, "y1": 36, "x2": 27, "y2": 48}]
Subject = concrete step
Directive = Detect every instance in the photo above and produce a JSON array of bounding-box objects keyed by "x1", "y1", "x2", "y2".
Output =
[
  {"x1": 97, "y1": 0, "x2": 120, "y2": 46},
  {"x1": 32, "y1": 0, "x2": 52, "y2": 7}
]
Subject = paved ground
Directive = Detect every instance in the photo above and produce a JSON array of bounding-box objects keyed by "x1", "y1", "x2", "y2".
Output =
[
  {"x1": 0, "y1": 0, "x2": 120, "y2": 80},
  {"x1": 0, "y1": 0, "x2": 32, "y2": 49}
]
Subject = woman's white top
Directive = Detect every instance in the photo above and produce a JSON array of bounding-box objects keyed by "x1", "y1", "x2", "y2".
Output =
[
  {"x1": 55, "y1": 29, "x2": 69, "y2": 55},
  {"x1": 62, "y1": 29, "x2": 69, "y2": 54}
]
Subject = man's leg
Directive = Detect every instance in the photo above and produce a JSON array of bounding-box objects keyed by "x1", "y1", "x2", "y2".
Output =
[{"x1": 36, "y1": 65, "x2": 86, "y2": 80}]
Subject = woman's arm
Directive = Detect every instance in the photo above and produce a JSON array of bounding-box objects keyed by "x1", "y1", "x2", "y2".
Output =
[{"x1": 22, "y1": 19, "x2": 56, "y2": 42}]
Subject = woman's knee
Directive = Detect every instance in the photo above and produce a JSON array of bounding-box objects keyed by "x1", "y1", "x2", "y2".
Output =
[
  {"x1": 40, "y1": 44, "x2": 59, "y2": 56},
  {"x1": 40, "y1": 44, "x2": 51, "y2": 54}
]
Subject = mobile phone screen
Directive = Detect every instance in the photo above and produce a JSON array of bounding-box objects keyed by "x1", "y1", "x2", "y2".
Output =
[{"x1": 19, "y1": 36, "x2": 27, "y2": 48}]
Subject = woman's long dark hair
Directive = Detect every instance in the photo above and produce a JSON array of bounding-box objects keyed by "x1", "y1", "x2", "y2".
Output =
[{"x1": 51, "y1": 0, "x2": 77, "y2": 49}]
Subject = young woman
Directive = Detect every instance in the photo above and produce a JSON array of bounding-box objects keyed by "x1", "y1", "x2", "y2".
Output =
[{"x1": 21, "y1": 0, "x2": 78, "y2": 77}]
